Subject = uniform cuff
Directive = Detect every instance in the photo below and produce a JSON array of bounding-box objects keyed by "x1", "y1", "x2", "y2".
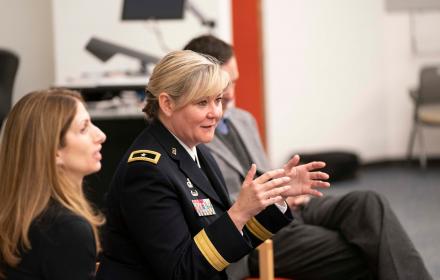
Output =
[
  {"x1": 194, "y1": 212, "x2": 252, "y2": 271},
  {"x1": 245, "y1": 204, "x2": 293, "y2": 241}
]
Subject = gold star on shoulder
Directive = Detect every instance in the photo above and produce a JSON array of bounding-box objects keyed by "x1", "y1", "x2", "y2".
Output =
[{"x1": 128, "y1": 149, "x2": 161, "y2": 164}]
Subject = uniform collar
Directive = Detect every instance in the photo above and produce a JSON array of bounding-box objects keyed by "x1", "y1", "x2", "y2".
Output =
[
  {"x1": 148, "y1": 120, "x2": 227, "y2": 206},
  {"x1": 169, "y1": 131, "x2": 199, "y2": 166}
]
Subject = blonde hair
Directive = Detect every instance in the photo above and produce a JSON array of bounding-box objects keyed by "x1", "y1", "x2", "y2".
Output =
[
  {"x1": 143, "y1": 50, "x2": 230, "y2": 120},
  {"x1": 0, "y1": 89, "x2": 104, "y2": 277}
]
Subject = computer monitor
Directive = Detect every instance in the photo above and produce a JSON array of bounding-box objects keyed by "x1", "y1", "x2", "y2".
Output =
[{"x1": 122, "y1": 0, "x2": 185, "y2": 20}]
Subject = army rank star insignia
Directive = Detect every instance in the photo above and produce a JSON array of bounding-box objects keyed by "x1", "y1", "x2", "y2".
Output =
[{"x1": 127, "y1": 150, "x2": 161, "y2": 164}]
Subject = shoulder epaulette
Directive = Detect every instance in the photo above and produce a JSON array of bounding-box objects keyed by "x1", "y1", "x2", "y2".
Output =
[{"x1": 128, "y1": 150, "x2": 161, "y2": 165}]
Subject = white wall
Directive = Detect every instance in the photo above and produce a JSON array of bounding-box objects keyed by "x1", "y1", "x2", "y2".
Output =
[
  {"x1": 262, "y1": 0, "x2": 440, "y2": 166},
  {"x1": 52, "y1": 0, "x2": 231, "y2": 85},
  {"x1": 0, "y1": 0, "x2": 55, "y2": 103},
  {"x1": 384, "y1": 13, "x2": 440, "y2": 159},
  {"x1": 3, "y1": 0, "x2": 440, "y2": 164}
]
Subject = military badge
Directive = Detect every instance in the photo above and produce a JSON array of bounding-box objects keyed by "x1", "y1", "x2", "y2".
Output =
[
  {"x1": 192, "y1": 199, "x2": 216, "y2": 216},
  {"x1": 186, "y1": 178, "x2": 194, "y2": 188}
]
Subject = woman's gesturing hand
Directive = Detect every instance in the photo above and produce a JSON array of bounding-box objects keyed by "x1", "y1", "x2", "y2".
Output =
[
  {"x1": 227, "y1": 164, "x2": 291, "y2": 231},
  {"x1": 280, "y1": 154, "x2": 330, "y2": 198}
]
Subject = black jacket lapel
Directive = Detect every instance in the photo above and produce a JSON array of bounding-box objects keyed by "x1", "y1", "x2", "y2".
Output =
[
  {"x1": 149, "y1": 120, "x2": 224, "y2": 206},
  {"x1": 197, "y1": 145, "x2": 232, "y2": 208}
]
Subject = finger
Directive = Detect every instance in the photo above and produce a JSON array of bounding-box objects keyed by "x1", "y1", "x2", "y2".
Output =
[
  {"x1": 311, "y1": 180, "x2": 331, "y2": 188},
  {"x1": 261, "y1": 176, "x2": 291, "y2": 192},
  {"x1": 254, "y1": 168, "x2": 286, "y2": 184},
  {"x1": 309, "y1": 171, "x2": 330, "y2": 180},
  {"x1": 302, "y1": 188, "x2": 324, "y2": 197},
  {"x1": 306, "y1": 161, "x2": 326, "y2": 171},
  {"x1": 242, "y1": 164, "x2": 257, "y2": 188},
  {"x1": 283, "y1": 154, "x2": 300, "y2": 171},
  {"x1": 264, "y1": 185, "x2": 291, "y2": 198}
]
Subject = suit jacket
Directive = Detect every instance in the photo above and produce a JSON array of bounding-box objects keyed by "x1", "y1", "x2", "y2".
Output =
[
  {"x1": 206, "y1": 108, "x2": 271, "y2": 201},
  {"x1": 6, "y1": 201, "x2": 96, "y2": 280},
  {"x1": 96, "y1": 120, "x2": 292, "y2": 280}
]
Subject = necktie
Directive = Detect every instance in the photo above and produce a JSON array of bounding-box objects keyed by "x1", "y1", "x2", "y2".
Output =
[{"x1": 216, "y1": 118, "x2": 229, "y2": 135}]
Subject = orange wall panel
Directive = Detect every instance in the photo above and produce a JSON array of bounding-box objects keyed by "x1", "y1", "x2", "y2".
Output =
[{"x1": 231, "y1": 0, "x2": 266, "y2": 146}]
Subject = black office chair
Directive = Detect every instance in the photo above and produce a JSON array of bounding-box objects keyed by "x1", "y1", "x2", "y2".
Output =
[
  {"x1": 407, "y1": 65, "x2": 440, "y2": 168},
  {"x1": 0, "y1": 48, "x2": 19, "y2": 129}
]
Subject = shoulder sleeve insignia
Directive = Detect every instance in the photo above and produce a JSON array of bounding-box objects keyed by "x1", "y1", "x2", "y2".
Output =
[{"x1": 128, "y1": 150, "x2": 161, "y2": 164}]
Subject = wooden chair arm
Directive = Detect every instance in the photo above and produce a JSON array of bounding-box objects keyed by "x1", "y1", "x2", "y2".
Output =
[{"x1": 244, "y1": 239, "x2": 293, "y2": 280}]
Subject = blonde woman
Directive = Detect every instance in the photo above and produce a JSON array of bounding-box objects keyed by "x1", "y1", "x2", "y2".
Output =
[
  {"x1": 0, "y1": 89, "x2": 106, "y2": 279},
  {"x1": 97, "y1": 51, "x2": 329, "y2": 280}
]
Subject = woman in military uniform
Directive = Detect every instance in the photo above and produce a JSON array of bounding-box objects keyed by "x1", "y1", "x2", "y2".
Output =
[{"x1": 96, "y1": 50, "x2": 329, "y2": 280}]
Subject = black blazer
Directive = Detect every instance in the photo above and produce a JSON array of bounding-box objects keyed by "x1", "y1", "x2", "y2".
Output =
[
  {"x1": 5, "y1": 201, "x2": 96, "y2": 280},
  {"x1": 96, "y1": 120, "x2": 292, "y2": 280}
]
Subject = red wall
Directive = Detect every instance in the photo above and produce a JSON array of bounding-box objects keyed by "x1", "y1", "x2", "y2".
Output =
[{"x1": 231, "y1": 0, "x2": 266, "y2": 146}]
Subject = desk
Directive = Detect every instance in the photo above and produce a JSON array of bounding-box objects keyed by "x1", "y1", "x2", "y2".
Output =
[
  {"x1": 88, "y1": 107, "x2": 144, "y2": 120},
  {"x1": 58, "y1": 74, "x2": 148, "y2": 101}
]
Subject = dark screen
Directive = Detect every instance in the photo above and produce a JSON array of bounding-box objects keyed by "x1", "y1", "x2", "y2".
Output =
[{"x1": 122, "y1": 0, "x2": 185, "y2": 20}]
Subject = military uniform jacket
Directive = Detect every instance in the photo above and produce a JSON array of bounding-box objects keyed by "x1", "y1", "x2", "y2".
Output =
[{"x1": 96, "y1": 120, "x2": 292, "y2": 280}]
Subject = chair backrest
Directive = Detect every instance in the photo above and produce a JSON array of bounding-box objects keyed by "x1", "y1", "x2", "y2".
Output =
[
  {"x1": 418, "y1": 66, "x2": 440, "y2": 105},
  {"x1": 0, "y1": 49, "x2": 19, "y2": 124}
]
